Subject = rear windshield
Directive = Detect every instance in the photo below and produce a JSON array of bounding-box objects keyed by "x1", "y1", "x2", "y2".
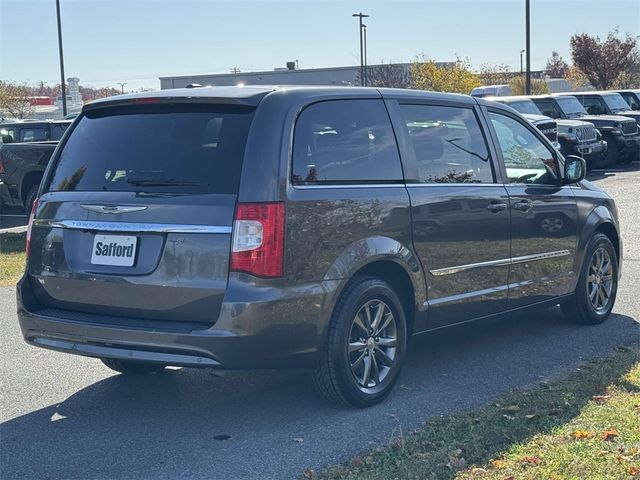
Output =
[{"x1": 47, "y1": 104, "x2": 254, "y2": 194}]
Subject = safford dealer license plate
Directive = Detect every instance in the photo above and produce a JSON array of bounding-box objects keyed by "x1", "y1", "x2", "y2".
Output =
[{"x1": 91, "y1": 234, "x2": 137, "y2": 267}]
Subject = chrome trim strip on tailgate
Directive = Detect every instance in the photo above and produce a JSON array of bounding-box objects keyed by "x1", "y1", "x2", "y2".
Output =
[
  {"x1": 33, "y1": 219, "x2": 232, "y2": 234},
  {"x1": 430, "y1": 250, "x2": 571, "y2": 276}
]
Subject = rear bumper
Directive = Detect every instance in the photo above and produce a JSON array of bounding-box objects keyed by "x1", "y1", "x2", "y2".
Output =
[{"x1": 17, "y1": 275, "x2": 339, "y2": 369}]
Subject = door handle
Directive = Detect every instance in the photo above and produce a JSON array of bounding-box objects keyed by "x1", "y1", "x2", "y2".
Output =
[
  {"x1": 512, "y1": 200, "x2": 533, "y2": 212},
  {"x1": 486, "y1": 202, "x2": 508, "y2": 213}
]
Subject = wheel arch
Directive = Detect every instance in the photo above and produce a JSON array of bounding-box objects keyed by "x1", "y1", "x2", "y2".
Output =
[
  {"x1": 20, "y1": 170, "x2": 44, "y2": 204},
  {"x1": 321, "y1": 236, "x2": 426, "y2": 339},
  {"x1": 578, "y1": 205, "x2": 621, "y2": 276}
]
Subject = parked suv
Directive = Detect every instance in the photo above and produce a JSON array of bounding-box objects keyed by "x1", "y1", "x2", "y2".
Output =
[
  {"x1": 569, "y1": 91, "x2": 640, "y2": 126},
  {"x1": 491, "y1": 96, "x2": 606, "y2": 168},
  {"x1": 614, "y1": 90, "x2": 640, "y2": 112},
  {"x1": 18, "y1": 87, "x2": 622, "y2": 407},
  {"x1": 531, "y1": 94, "x2": 639, "y2": 167}
]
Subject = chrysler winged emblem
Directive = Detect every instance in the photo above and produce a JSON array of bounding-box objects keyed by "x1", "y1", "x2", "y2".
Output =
[{"x1": 80, "y1": 205, "x2": 148, "y2": 214}]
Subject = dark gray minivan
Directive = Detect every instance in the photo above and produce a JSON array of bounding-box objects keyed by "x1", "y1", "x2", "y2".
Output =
[{"x1": 18, "y1": 86, "x2": 622, "y2": 407}]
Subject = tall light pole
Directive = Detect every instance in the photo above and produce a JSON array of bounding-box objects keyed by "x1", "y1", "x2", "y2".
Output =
[
  {"x1": 352, "y1": 12, "x2": 369, "y2": 86},
  {"x1": 55, "y1": 0, "x2": 67, "y2": 116},
  {"x1": 117, "y1": 82, "x2": 127, "y2": 94},
  {"x1": 363, "y1": 24, "x2": 368, "y2": 86},
  {"x1": 525, "y1": 0, "x2": 531, "y2": 94},
  {"x1": 520, "y1": 49, "x2": 525, "y2": 74}
]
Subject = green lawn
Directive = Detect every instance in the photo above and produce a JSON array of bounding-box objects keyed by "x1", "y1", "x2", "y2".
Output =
[
  {"x1": 312, "y1": 346, "x2": 640, "y2": 480},
  {"x1": 0, "y1": 232, "x2": 26, "y2": 287}
]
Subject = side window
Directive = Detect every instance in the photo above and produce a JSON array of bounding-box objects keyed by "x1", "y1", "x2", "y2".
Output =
[
  {"x1": 20, "y1": 127, "x2": 48, "y2": 142},
  {"x1": 620, "y1": 93, "x2": 639, "y2": 110},
  {"x1": 489, "y1": 112, "x2": 559, "y2": 185},
  {"x1": 582, "y1": 97, "x2": 605, "y2": 115},
  {"x1": 51, "y1": 124, "x2": 69, "y2": 141},
  {"x1": 534, "y1": 100, "x2": 559, "y2": 118},
  {"x1": 0, "y1": 128, "x2": 15, "y2": 143},
  {"x1": 291, "y1": 99, "x2": 403, "y2": 184},
  {"x1": 399, "y1": 104, "x2": 494, "y2": 184}
]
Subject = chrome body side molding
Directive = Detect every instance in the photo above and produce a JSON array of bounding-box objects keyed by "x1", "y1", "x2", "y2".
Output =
[{"x1": 430, "y1": 250, "x2": 571, "y2": 276}]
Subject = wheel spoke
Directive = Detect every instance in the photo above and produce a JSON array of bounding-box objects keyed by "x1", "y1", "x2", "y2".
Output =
[
  {"x1": 588, "y1": 284, "x2": 598, "y2": 302},
  {"x1": 370, "y1": 352, "x2": 381, "y2": 385},
  {"x1": 363, "y1": 304, "x2": 373, "y2": 331},
  {"x1": 375, "y1": 312, "x2": 394, "y2": 336},
  {"x1": 361, "y1": 355, "x2": 372, "y2": 386},
  {"x1": 353, "y1": 312, "x2": 368, "y2": 335},
  {"x1": 587, "y1": 274, "x2": 597, "y2": 283},
  {"x1": 377, "y1": 336, "x2": 397, "y2": 348},
  {"x1": 370, "y1": 302, "x2": 385, "y2": 332},
  {"x1": 351, "y1": 351, "x2": 366, "y2": 373},
  {"x1": 374, "y1": 346, "x2": 394, "y2": 367},
  {"x1": 349, "y1": 341, "x2": 367, "y2": 353},
  {"x1": 597, "y1": 286, "x2": 606, "y2": 307}
]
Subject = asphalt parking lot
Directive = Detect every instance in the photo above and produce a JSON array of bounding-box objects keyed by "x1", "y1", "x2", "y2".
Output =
[{"x1": 1, "y1": 167, "x2": 639, "y2": 479}]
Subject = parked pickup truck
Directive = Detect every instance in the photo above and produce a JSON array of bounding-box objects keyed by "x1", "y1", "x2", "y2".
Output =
[
  {"x1": 0, "y1": 142, "x2": 57, "y2": 213},
  {"x1": 493, "y1": 96, "x2": 607, "y2": 170},
  {"x1": 531, "y1": 94, "x2": 640, "y2": 167},
  {"x1": 0, "y1": 120, "x2": 71, "y2": 144}
]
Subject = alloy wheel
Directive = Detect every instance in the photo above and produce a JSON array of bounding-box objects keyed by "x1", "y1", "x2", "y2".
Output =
[
  {"x1": 586, "y1": 247, "x2": 614, "y2": 313},
  {"x1": 348, "y1": 299, "x2": 398, "y2": 390}
]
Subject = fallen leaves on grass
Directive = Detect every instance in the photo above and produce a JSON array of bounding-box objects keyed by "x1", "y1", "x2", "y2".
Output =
[
  {"x1": 602, "y1": 428, "x2": 619, "y2": 441},
  {"x1": 302, "y1": 468, "x2": 314, "y2": 479},
  {"x1": 628, "y1": 466, "x2": 640, "y2": 477},
  {"x1": 571, "y1": 430, "x2": 595, "y2": 440},
  {"x1": 521, "y1": 456, "x2": 542, "y2": 465}
]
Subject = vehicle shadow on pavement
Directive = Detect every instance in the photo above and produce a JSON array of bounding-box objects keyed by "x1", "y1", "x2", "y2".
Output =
[{"x1": 1, "y1": 308, "x2": 638, "y2": 479}]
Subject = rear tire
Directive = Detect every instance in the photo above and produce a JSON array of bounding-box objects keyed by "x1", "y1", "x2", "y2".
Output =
[
  {"x1": 561, "y1": 233, "x2": 618, "y2": 325},
  {"x1": 24, "y1": 185, "x2": 38, "y2": 214},
  {"x1": 312, "y1": 277, "x2": 407, "y2": 408},
  {"x1": 101, "y1": 358, "x2": 166, "y2": 375}
]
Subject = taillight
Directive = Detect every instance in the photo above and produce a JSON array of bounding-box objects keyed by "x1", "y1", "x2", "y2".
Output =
[
  {"x1": 25, "y1": 197, "x2": 39, "y2": 257},
  {"x1": 230, "y1": 202, "x2": 284, "y2": 278},
  {"x1": 0, "y1": 159, "x2": 5, "y2": 174}
]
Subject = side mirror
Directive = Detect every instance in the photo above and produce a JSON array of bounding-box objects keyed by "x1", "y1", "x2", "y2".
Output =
[
  {"x1": 632, "y1": 104, "x2": 640, "y2": 111},
  {"x1": 564, "y1": 155, "x2": 586, "y2": 184},
  {"x1": 1, "y1": 134, "x2": 13, "y2": 144}
]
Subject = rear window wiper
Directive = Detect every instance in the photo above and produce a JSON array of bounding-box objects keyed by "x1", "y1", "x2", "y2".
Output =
[{"x1": 126, "y1": 177, "x2": 207, "y2": 187}]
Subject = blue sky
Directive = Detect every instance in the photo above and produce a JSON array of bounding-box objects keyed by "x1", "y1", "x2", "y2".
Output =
[{"x1": 1, "y1": 0, "x2": 638, "y2": 90}]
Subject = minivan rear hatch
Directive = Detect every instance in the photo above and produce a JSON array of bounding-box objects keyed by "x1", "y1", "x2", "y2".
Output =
[{"x1": 27, "y1": 102, "x2": 255, "y2": 328}]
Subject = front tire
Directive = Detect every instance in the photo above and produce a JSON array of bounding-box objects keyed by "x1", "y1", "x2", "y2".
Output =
[
  {"x1": 101, "y1": 358, "x2": 166, "y2": 375},
  {"x1": 312, "y1": 277, "x2": 407, "y2": 408},
  {"x1": 561, "y1": 233, "x2": 618, "y2": 325}
]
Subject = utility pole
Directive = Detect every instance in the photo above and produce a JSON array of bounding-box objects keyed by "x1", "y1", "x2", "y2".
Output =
[
  {"x1": 525, "y1": 0, "x2": 531, "y2": 94},
  {"x1": 352, "y1": 12, "x2": 369, "y2": 86},
  {"x1": 55, "y1": 0, "x2": 67, "y2": 116},
  {"x1": 520, "y1": 49, "x2": 525, "y2": 74},
  {"x1": 117, "y1": 82, "x2": 127, "y2": 94},
  {"x1": 363, "y1": 24, "x2": 368, "y2": 86}
]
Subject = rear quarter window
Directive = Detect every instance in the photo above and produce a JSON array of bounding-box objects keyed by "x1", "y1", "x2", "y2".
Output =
[
  {"x1": 291, "y1": 99, "x2": 403, "y2": 184},
  {"x1": 47, "y1": 104, "x2": 254, "y2": 194}
]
